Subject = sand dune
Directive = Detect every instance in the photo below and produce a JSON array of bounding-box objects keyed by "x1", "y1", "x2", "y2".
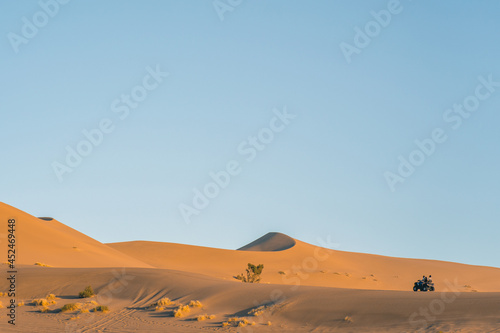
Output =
[
  {"x1": 108, "y1": 237, "x2": 500, "y2": 292},
  {"x1": 1, "y1": 266, "x2": 499, "y2": 332},
  {"x1": 238, "y1": 232, "x2": 297, "y2": 251},
  {"x1": 0, "y1": 202, "x2": 151, "y2": 268},
  {"x1": 1, "y1": 202, "x2": 500, "y2": 332}
]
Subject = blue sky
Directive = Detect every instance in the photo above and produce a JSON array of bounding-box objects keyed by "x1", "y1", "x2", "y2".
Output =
[{"x1": 1, "y1": 0, "x2": 499, "y2": 267}]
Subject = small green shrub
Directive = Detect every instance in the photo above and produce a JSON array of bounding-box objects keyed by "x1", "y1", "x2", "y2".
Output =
[
  {"x1": 79, "y1": 286, "x2": 94, "y2": 298},
  {"x1": 93, "y1": 305, "x2": 109, "y2": 312},
  {"x1": 235, "y1": 263, "x2": 264, "y2": 283},
  {"x1": 61, "y1": 303, "x2": 81, "y2": 312}
]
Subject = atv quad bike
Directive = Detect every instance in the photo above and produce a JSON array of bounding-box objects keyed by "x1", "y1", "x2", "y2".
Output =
[{"x1": 413, "y1": 280, "x2": 435, "y2": 292}]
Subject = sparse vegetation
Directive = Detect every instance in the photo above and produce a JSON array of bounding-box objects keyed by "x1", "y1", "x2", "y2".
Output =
[
  {"x1": 0, "y1": 301, "x2": 3, "y2": 308},
  {"x1": 40, "y1": 306, "x2": 50, "y2": 313},
  {"x1": 46, "y1": 294, "x2": 56, "y2": 301},
  {"x1": 174, "y1": 305, "x2": 190, "y2": 317},
  {"x1": 150, "y1": 297, "x2": 173, "y2": 308},
  {"x1": 196, "y1": 314, "x2": 215, "y2": 321},
  {"x1": 92, "y1": 305, "x2": 109, "y2": 313},
  {"x1": 189, "y1": 300, "x2": 202, "y2": 308},
  {"x1": 17, "y1": 302, "x2": 24, "y2": 307},
  {"x1": 61, "y1": 303, "x2": 81, "y2": 312},
  {"x1": 344, "y1": 316, "x2": 353, "y2": 323},
  {"x1": 248, "y1": 305, "x2": 265, "y2": 316},
  {"x1": 278, "y1": 271, "x2": 286, "y2": 275},
  {"x1": 267, "y1": 321, "x2": 272, "y2": 326},
  {"x1": 34, "y1": 262, "x2": 52, "y2": 267},
  {"x1": 32, "y1": 299, "x2": 49, "y2": 307},
  {"x1": 222, "y1": 317, "x2": 255, "y2": 327},
  {"x1": 79, "y1": 286, "x2": 95, "y2": 298},
  {"x1": 235, "y1": 263, "x2": 264, "y2": 283}
]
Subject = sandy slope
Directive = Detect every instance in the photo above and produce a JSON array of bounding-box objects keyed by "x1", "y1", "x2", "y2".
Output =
[
  {"x1": 0, "y1": 202, "x2": 151, "y2": 268},
  {"x1": 1, "y1": 202, "x2": 500, "y2": 332},
  {"x1": 108, "y1": 232, "x2": 500, "y2": 292},
  {"x1": 1, "y1": 266, "x2": 499, "y2": 332}
]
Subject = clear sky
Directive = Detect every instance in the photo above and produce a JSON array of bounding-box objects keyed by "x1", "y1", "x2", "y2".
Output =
[{"x1": 1, "y1": 0, "x2": 499, "y2": 267}]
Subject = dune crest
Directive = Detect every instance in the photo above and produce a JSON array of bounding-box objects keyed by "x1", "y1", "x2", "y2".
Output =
[
  {"x1": 0, "y1": 202, "x2": 152, "y2": 268},
  {"x1": 237, "y1": 232, "x2": 296, "y2": 252}
]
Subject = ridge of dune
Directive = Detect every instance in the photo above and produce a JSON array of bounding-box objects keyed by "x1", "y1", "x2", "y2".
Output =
[
  {"x1": 108, "y1": 235, "x2": 500, "y2": 292},
  {"x1": 0, "y1": 202, "x2": 152, "y2": 268},
  {"x1": 237, "y1": 232, "x2": 296, "y2": 251}
]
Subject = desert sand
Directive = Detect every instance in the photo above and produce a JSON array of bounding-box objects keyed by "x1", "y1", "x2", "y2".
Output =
[{"x1": 1, "y1": 201, "x2": 499, "y2": 332}]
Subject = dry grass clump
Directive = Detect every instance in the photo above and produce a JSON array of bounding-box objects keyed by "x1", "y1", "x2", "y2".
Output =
[
  {"x1": 78, "y1": 286, "x2": 94, "y2": 298},
  {"x1": 0, "y1": 301, "x2": 3, "y2": 308},
  {"x1": 32, "y1": 294, "x2": 57, "y2": 307},
  {"x1": 79, "y1": 308, "x2": 89, "y2": 314},
  {"x1": 157, "y1": 297, "x2": 173, "y2": 306},
  {"x1": 149, "y1": 297, "x2": 174, "y2": 309},
  {"x1": 174, "y1": 305, "x2": 190, "y2": 318},
  {"x1": 61, "y1": 303, "x2": 82, "y2": 312},
  {"x1": 222, "y1": 317, "x2": 255, "y2": 327},
  {"x1": 248, "y1": 305, "x2": 266, "y2": 316},
  {"x1": 196, "y1": 314, "x2": 216, "y2": 321},
  {"x1": 34, "y1": 262, "x2": 52, "y2": 267},
  {"x1": 188, "y1": 300, "x2": 202, "y2": 308},
  {"x1": 344, "y1": 316, "x2": 353, "y2": 323},
  {"x1": 40, "y1": 306, "x2": 50, "y2": 313},
  {"x1": 17, "y1": 301, "x2": 24, "y2": 307},
  {"x1": 32, "y1": 299, "x2": 49, "y2": 307},
  {"x1": 0, "y1": 292, "x2": 4, "y2": 297},
  {"x1": 92, "y1": 305, "x2": 109, "y2": 313},
  {"x1": 267, "y1": 321, "x2": 272, "y2": 325}
]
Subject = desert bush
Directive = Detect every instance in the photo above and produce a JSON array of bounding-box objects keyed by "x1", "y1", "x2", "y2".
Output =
[
  {"x1": 40, "y1": 306, "x2": 50, "y2": 313},
  {"x1": 267, "y1": 321, "x2": 272, "y2": 325},
  {"x1": 157, "y1": 297, "x2": 172, "y2": 306},
  {"x1": 46, "y1": 294, "x2": 56, "y2": 301},
  {"x1": 17, "y1": 302, "x2": 24, "y2": 307},
  {"x1": 224, "y1": 317, "x2": 254, "y2": 327},
  {"x1": 344, "y1": 316, "x2": 353, "y2": 323},
  {"x1": 174, "y1": 305, "x2": 190, "y2": 318},
  {"x1": 79, "y1": 286, "x2": 94, "y2": 298},
  {"x1": 61, "y1": 303, "x2": 81, "y2": 312},
  {"x1": 196, "y1": 314, "x2": 215, "y2": 321},
  {"x1": 32, "y1": 299, "x2": 49, "y2": 306},
  {"x1": 235, "y1": 263, "x2": 264, "y2": 283},
  {"x1": 79, "y1": 308, "x2": 89, "y2": 314},
  {"x1": 92, "y1": 305, "x2": 109, "y2": 313},
  {"x1": 189, "y1": 300, "x2": 202, "y2": 308},
  {"x1": 248, "y1": 305, "x2": 265, "y2": 316}
]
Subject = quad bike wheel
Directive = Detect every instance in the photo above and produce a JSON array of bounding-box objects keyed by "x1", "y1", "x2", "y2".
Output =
[{"x1": 413, "y1": 286, "x2": 418, "y2": 292}]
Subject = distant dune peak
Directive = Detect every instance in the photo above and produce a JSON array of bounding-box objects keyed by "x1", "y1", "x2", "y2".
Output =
[
  {"x1": 237, "y1": 232, "x2": 296, "y2": 252},
  {"x1": 38, "y1": 217, "x2": 54, "y2": 221}
]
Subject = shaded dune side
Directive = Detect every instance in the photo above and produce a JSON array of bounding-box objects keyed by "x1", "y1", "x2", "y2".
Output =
[{"x1": 237, "y1": 232, "x2": 296, "y2": 251}]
